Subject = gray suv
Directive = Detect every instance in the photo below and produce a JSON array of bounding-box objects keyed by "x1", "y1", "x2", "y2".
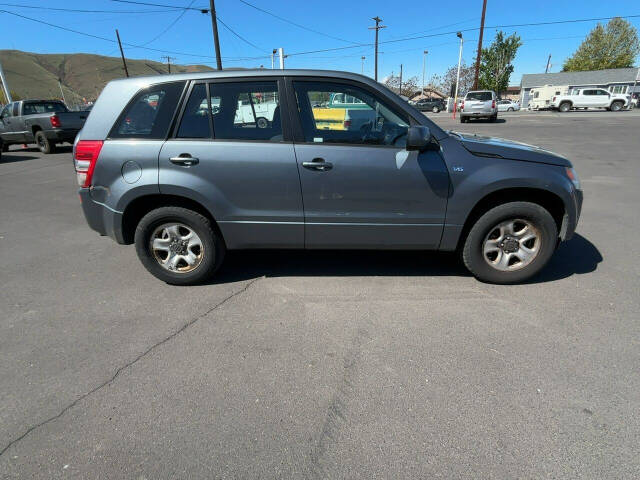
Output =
[
  {"x1": 75, "y1": 70, "x2": 582, "y2": 285},
  {"x1": 460, "y1": 90, "x2": 498, "y2": 122}
]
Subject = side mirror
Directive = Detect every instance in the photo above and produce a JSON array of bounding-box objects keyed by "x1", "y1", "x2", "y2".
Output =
[{"x1": 406, "y1": 125, "x2": 432, "y2": 151}]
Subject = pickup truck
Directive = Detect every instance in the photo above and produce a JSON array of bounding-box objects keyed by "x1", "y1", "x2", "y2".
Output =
[
  {"x1": 550, "y1": 88, "x2": 629, "y2": 112},
  {"x1": 0, "y1": 100, "x2": 88, "y2": 154}
]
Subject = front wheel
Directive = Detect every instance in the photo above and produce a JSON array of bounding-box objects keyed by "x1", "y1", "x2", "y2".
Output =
[
  {"x1": 558, "y1": 102, "x2": 571, "y2": 113},
  {"x1": 610, "y1": 101, "x2": 624, "y2": 112},
  {"x1": 256, "y1": 117, "x2": 269, "y2": 128},
  {"x1": 35, "y1": 131, "x2": 56, "y2": 154},
  {"x1": 432, "y1": 106, "x2": 439, "y2": 113},
  {"x1": 134, "y1": 206, "x2": 225, "y2": 285},
  {"x1": 462, "y1": 202, "x2": 558, "y2": 284}
]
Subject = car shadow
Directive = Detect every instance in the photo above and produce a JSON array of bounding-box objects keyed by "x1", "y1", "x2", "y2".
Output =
[
  {"x1": 466, "y1": 118, "x2": 507, "y2": 123},
  {"x1": 0, "y1": 153, "x2": 40, "y2": 164},
  {"x1": 205, "y1": 233, "x2": 601, "y2": 285}
]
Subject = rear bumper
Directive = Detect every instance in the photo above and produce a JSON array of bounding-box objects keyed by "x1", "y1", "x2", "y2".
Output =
[
  {"x1": 45, "y1": 128, "x2": 79, "y2": 143},
  {"x1": 79, "y1": 188, "x2": 126, "y2": 244},
  {"x1": 461, "y1": 110, "x2": 497, "y2": 117}
]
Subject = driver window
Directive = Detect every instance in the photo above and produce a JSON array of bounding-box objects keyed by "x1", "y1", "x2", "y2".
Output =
[{"x1": 293, "y1": 81, "x2": 409, "y2": 146}]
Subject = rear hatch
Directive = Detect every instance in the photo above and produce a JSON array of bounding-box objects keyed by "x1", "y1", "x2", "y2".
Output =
[{"x1": 463, "y1": 91, "x2": 493, "y2": 113}]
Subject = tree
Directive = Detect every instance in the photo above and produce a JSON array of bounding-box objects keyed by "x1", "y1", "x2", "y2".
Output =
[
  {"x1": 429, "y1": 62, "x2": 475, "y2": 98},
  {"x1": 477, "y1": 31, "x2": 522, "y2": 97},
  {"x1": 383, "y1": 74, "x2": 419, "y2": 97},
  {"x1": 563, "y1": 18, "x2": 640, "y2": 71}
]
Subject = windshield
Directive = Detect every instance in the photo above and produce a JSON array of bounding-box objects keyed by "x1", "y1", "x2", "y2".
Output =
[{"x1": 466, "y1": 92, "x2": 492, "y2": 101}]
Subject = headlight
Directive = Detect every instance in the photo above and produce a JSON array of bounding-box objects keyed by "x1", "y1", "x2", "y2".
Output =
[{"x1": 565, "y1": 167, "x2": 581, "y2": 190}]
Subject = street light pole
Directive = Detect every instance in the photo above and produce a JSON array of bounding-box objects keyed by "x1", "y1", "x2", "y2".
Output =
[
  {"x1": 422, "y1": 50, "x2": 428, "y2": 95},
  {"x1": 454, "y1": 32, "x2": 463, "y2": 118},
  {"x1": 361, "y1": 56, "x2": 365, "y2": 75}
]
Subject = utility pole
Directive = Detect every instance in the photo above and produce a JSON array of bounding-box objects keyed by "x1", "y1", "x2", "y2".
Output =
[
  {"x1": 454, "y1": 32, "x2": 463, "y2": 118},
  {"x1": 161, "y1": 55, "x2": 175, "y2": 73},
  {"x1": 422, "y1": 50, "x2": 428, "y2": 95},
  {"x1": 115, "y1": 29, "x2": 129, "y2": 78},
  {"x1": 58, "y1": 78, "x2": 67, "y2": 105},
  {"x1": 369, "y1": 16, "x2": 385, "y2": 82},
  {"x1": 209, "y1": 0, "x2": 223, "y2": 69},
  {"x1": 271, "y1": 49, "x2": 277, "y2": 69},
  {"x1": 472, "y1": 0, "x2": 488, "y2": 90},
  {"x1": 545, "y1": 54, "x2": 552, "y2": 73},
  {"x1": 399, "y1": 64, "x2": 403, "y2": 96},
  {"x1": 278, "y1": 48, "x2": 285, "y2": 69},
  {"x1": 361, "y1": 56, "x2": 365, "y2": 75},
  {"x1": 0, "y1": 61, "x2": 11, "y2": 103}
]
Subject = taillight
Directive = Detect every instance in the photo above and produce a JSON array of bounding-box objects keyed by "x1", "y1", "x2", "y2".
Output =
[
  {"x1": 74, "y1": 140, "x2": 103, "y2": 187},
  {"x1": 343, "y1": 120, "x2": 351, "y2": 129},
  {"x1": 492, "y1": 100, "x2": 496, "y2": 109},
  {"x1": 50, "y1": 114, "x2": 61, "y2": 128},
  {"x1": 461, "y1": 101, "x2": 464, "y2": 110}
]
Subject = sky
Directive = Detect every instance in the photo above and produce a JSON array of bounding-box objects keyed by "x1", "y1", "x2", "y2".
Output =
[{"x1": 1, "y1": 0, "x2": 639, "y2": 86}]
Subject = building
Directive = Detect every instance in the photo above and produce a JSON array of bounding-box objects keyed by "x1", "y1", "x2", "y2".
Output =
[
  {"x1": 519, "y1": 67, "x2": 640, "y2": 108},
  {"x1": 501, "y1": 86, "x2": 521, "y2": 101}
]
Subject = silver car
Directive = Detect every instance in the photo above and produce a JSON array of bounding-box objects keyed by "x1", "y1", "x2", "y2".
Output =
[
  {"x1": 460, "y1": 90, "x2": 498, "y2": 122},
  {"x1": 75, "y1": 70, "x2": 582, "y2": 285},
  {"x1": 497, "y1": 99, "x2": 520, "y2": 112}
]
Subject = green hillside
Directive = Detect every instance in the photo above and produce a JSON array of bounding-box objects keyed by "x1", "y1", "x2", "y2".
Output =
[{"x1": 0, "y1": 50, "x2": 213, "y2": 105}]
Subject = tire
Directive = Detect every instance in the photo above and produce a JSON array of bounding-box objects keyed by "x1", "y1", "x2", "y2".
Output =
[
  {"x1": 610, "y1": 101, "x2": 623, "y2": 112},
  {"x1": 507, "y1": 107, "x2": 514, "y2": 112},
  {"x1": 35, "y1": 130, "x2": 56, "y2": 154},
  {"x1": 134, "y1": 206, "x2": 225, "y2": 285},
  {"x1": 432, "y1": 106, "x2": 439, "y2": 113},
  {"x1": 256, "y1": 117, "x2": 269, "y2": 128},
  {"x1": 490, "y1": 114, "x2": 497, "y2": 122},
  {"x1": 462, "y1": 201, "x2": 558, "y2": 284},
  {"x1": 1, "y1": 141, "x2": 8, "y2": 152},
  {"x1": 460, "y1": 116, "x2": 467, "y2": 123},
  {"x1": 558, "y1": 102, "x2": 571, "y2": 113}
]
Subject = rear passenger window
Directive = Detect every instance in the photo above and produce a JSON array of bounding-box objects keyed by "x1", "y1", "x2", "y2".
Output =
[
  {"x1": 209, "y1": 81, "x2": 282, "y2": 141},
  {"x1": 111, "y1": 82, "x2": 184, "y2": 139},
  {"x1": 177, "y1": 84, "x2": 211, "y2": 138}
]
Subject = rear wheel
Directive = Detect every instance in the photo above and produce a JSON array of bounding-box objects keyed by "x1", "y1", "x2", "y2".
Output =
[
  {"x1": 460, "y1": 116, "x2": 467, "y2": 123},
  {"x1": 490, "y1": 114, "x2": 497, "y2": 122},
  {"x1": 432, "y1": 106, "x2": 439, "y2": 113},
  {"x1": 507, "y1": 107, "x2": 514, "y2": 112},
  {"x1": 1, "y1": 141, "x2": 8, "y2": 152},
  {"x1": 134, "y1": 206, "x2": 225, "y2": 285},
  {"x1": 462, "y1": 201, "x2": 558, "y2": 284},
  {"x1": 256, "y1": 116, "x2": 269, "y2": 128},
  {"x1": 558, "y1": 102, "x2": 571, "y2": 113},
  {"x1": 35, "y1": 131, "x2": 56, "y2": 154}
]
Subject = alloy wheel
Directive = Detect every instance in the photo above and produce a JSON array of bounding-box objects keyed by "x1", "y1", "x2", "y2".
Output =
[
  {"x1": 482, "y1": 219, "x2": 540, "y2": 271},
  {"x1": 150, "y1": 223, "x2": 204, "y2": 273}
]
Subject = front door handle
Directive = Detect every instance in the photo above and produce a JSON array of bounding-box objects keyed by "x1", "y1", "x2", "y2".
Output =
[
  {"x1": 302, "y1": 158, "x2": 333, "y2": 171},
  {"x1": 170, "y1": 154, "x2": 199, "y2": 167}
]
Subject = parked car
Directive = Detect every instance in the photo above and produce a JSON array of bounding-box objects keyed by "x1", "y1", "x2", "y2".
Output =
[
  {"x1": 460, "y1": 90, "x2": 498, "y2": 122},
  {"x1": 414, "y1": 97, "x2": 446, "y2": 113},
  {"x1": 550, "y1": 88, "x2": 629, "y2": 112},
  {"x1": 0, "y1": 99, "x2": 88, "y2": 153},
  {"x1": 497, "y1": 99, "x2": 520, "y2": 112},
  {"x1": 76, "y1": 70, "x2": 582, "y2": 285}
]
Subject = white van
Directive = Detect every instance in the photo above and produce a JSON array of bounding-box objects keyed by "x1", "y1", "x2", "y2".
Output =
[{"x1": 528, "y1": 85, "x2": 569, "y2": 110}]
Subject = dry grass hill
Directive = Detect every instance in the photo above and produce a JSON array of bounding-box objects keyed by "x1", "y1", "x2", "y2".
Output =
[{"x1": 0, "y1": 49, "x2": 213, "y2": 105}]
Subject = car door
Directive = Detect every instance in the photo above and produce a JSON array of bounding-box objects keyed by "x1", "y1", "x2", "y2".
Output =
[
  {"x1": 289, "y1": 79, "x2": 449, "y2": 249},
  {"x1": 595, "y1": 89, "x2": 611, "y2": 107},
  {"x1": 0, "y1": 103, "x2": 21, "y2": 143},
  {"x1": 159, "y1": 78, "x2": 303, "y2": 249},
  {"x1": 579, "y1": 90, "x2": 596, "y2": 108}
]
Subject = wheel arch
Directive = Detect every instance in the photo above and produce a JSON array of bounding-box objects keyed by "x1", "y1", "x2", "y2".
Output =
[
  {"x1": 456, "y1": 187, "x2": 565, "y2": 251},
  {"x1": 120, "y1": 194, "x2": 224, "y2": 246}
]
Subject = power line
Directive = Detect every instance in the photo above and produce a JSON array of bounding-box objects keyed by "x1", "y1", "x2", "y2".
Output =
[
  {"x1": 216, "y1": 15, "x2": 265, "y2": 52},
  {"x1": 0, "y1": 2, "x2": 175, "y2": 13},
  {"x1": 109, "y1": 0, "x2": 208, "y2": 11},
  {"x1": 236, "y1": 0, "x2": 362, "y2": 45},
  {"x1": 139, "y1": 0, "x2": 197, "y2": 46},
  {"x1": 284, "y1": 13, "x2": 640, "y2": 57}
]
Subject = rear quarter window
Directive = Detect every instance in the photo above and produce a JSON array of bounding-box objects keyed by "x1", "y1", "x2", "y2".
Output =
[{"x1": 110, "y1": 81, "x2": 185, "y2": 139}]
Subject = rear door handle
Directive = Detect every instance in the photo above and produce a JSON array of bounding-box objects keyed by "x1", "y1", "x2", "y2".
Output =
[
  {"x1": 302, "y1": 158, "x2": 333, "y2": 171},
  {"x1": 170, "y1": 154, "x2": 199, "y2": 166}
]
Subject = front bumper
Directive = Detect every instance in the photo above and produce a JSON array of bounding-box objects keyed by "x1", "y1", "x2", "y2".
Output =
[
  {"x1": 79, "y1": 188, "x2": 125, "y2": 243},
  {"x1": 561, "y1": 188, "x2": 583, "y2": 241}
]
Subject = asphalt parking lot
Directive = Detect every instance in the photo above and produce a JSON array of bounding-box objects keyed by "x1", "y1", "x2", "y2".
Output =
[{"x1": 1, "y1": 109, "x2": 639, "y2": 478}]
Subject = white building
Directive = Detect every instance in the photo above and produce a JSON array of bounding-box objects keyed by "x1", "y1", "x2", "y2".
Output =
[{"x1": 520, "y1": 67, "x2": 639, "y2": 108}]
